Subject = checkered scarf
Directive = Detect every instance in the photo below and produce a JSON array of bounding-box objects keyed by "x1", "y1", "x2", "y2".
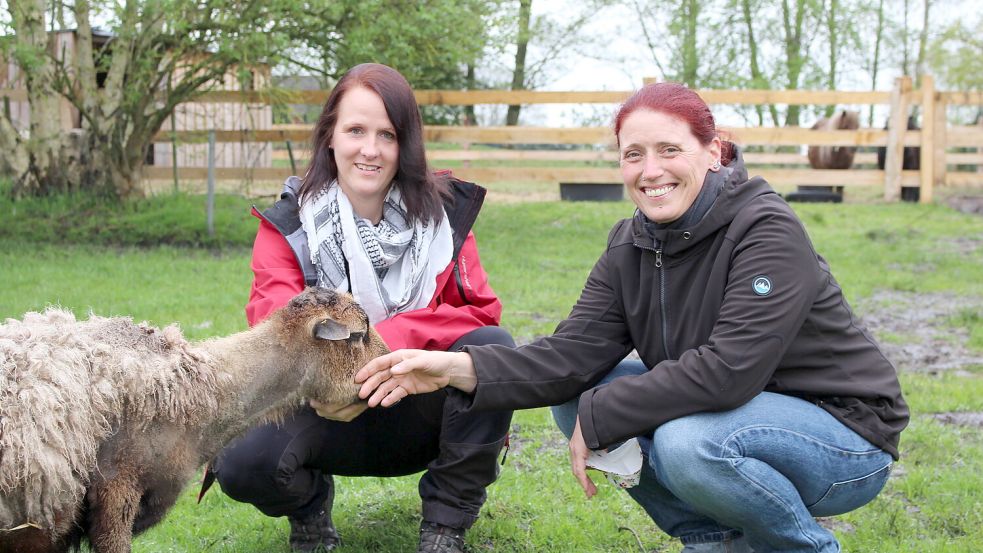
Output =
[{"x1": 298, "y1": 181, "x2": 452, "y2": 325}]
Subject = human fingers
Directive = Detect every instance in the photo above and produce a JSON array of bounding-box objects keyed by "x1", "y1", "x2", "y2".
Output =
[
  {"x1": 389, "y1": 351, "x2": 478, "y2": 393},
  {"x1": 569, "y1": 446, "x2": 597, "y2": 498},
  {"x1": 570, "y1": 419, "x2": 597, "y2": 498},
  {"x1": 358, "y1": 350, "x2": 424, "y2": 399},
  {"x1": 358, "y1": 367, "x2": 392, "y2": 400},
  {"x1": 379, "y1": 383, "x2": 410, "y2": 408},
  {"x1": 387, "y1": 352, "x2": 435, "y2": 376},
  {"x1": 356, "y1": 351, "x2": 404, "y2": 384},
  {"x1": 365, "y1": 376, "x2": 407, "y2": 408}
]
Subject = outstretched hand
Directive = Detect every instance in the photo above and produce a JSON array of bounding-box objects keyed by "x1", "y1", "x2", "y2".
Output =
[{"x1": 356, "y1": 349, "x2": 478, "y2": 407}]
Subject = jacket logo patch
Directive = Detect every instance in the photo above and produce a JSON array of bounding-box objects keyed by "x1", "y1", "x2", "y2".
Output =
[{"x1": 752, "y1": 275, "x2": 773, "y2": 296}]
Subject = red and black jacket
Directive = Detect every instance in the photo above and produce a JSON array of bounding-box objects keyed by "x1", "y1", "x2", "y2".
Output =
[{"x1": 246, "y1": 175, "x2": 503, "y2": 351}]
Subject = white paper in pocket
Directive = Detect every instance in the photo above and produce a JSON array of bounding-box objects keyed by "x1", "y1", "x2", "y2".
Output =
[{"x1": 585, "y1": 437, "x2": 643, "y2": 489}]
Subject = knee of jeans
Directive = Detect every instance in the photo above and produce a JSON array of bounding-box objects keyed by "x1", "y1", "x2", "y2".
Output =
[
  {"x1": 550, "y1": 400, "x2": 579, "y2": 439},
  {"x1": 651, "y1": 417, "x2": 717, "y2": 485}
]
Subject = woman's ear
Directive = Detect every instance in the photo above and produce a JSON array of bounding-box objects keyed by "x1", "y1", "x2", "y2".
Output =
[
  {"x1": 707, "y1": 137, "x2": 722, "y2": 171},
  {"x1": 709, "y1": 137, "x2": 722, "y2": 163}
]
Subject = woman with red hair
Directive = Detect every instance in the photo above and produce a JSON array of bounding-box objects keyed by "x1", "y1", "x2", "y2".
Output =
[{"x1": 358, "y1": 82, "x2": 909, "y2": 552}]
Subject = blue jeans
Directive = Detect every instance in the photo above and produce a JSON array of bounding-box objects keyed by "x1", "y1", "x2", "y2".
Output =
[{"x1": 551, "y1": 360, "x2": 893, "y2": 553}]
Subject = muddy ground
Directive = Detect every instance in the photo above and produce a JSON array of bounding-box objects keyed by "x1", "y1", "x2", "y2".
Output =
[
  {"x1": 858, "y1": 194, "x2": 983, "y2": 426},
  {"x1": 856, "y1": 291, "x2": 983, "y2": 374}
]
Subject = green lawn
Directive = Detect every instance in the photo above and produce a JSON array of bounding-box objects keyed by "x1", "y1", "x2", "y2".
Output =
[{"x1": 1, "y1": 191, "x2": 981, "y2": 551}]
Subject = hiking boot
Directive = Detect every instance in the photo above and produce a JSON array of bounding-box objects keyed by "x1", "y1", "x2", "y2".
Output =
[
  {"x1": 417, "y1": 521, "x2": 466, "y2": 553},
  {"x1": 288, "y1": 475, "x2": 340, "y2": 552}
]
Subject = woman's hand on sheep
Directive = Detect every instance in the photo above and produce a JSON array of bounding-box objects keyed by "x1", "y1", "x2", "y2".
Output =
[
  {"x1": 356, "y1": 350, "x2": 478, "y2": 407},
  {"x1": 309, "y1": 399, "x2": 369, "y2": 422}
]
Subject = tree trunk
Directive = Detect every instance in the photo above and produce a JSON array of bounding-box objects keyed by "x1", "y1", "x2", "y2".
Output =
[
  {"x1": 464, "y1": 63, "x2": 477, "y2": 125},
  {"x1": 4, "y1": 0, "x2": 74, "y2": 197},
  {"x1": 506, "y1": 0, "x2": 531, "y2": 126},
  {"x1": 741, "y1": 0, "x2": 780, "y2": 126},
  {"x1": 868, "y1": 0, "x2": 885, "y2": 126},
  {"x1": 901, "y1": 0, "x2": 912, "y2": 76},
  {"x1": 680, "y1": 0, "x2": 700, "y2": 87},
  {"x1": 915, "y1": 0, "x2": 931, "y2": 88},
  {"x1": 825, "y1": 0, "x2": 838, "y2": 117},
  {"x1": 781, "y1": 0, "x2": 807, "y2": 127}
]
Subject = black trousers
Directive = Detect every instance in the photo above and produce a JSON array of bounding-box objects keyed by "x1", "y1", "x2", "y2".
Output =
[{"x1": 214, "y1": 325, "x2": 515, "y2": 530}]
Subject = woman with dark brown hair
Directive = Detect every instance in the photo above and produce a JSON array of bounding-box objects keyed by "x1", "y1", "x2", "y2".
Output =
[
  {"x1": 358, "y1": 82, "x2": 909, "y2": 553},
  {"x1": 212, "y1": 63, "x2": 514, "y2": 553}
]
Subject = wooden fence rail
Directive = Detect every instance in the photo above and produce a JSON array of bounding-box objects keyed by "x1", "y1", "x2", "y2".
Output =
[{"x1": 10, "y1": 75, "x2": 979, "y2": 202}]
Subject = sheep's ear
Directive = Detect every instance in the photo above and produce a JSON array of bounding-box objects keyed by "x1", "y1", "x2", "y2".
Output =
[{"x1": 313, "y1": 319, "x2": 351, "y2": 341}]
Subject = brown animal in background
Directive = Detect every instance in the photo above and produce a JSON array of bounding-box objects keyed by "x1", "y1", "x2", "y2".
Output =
[
  {"x1": 876, "y1": 115, "x2": 921, "y2": 171},
  {"x1": 0, "y1": 288, "x2": 388, "y2": 553},
  {"x1": 808, "y1": 109, "x2": 861, "y2": 169}
]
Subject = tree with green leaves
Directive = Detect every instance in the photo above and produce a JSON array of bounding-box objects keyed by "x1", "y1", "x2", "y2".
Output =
[
  {"x1": 280, "y1": 0, "x2": 495, "y2": 91},
  {"x1": 1, "y1": 0, "x2": 499, "y2": 198},
  {"x1": 491, "y1": 0, "x2": 611, "y2": 125},
  {"x1": 631, "y1": 0, "x2": 729, "y2": 88},
  {"x1": 1, "y1": 0, "x2": 299, "y2": 198}
]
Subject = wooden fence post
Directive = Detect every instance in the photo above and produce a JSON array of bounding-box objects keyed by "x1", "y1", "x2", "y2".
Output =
[
  {"x1": 933, "y1": 85, "x2": 948, "y2": 193},
  {"x1": 170, "y1": 112, "x2": 179, "y2": 193},
  {"x1": 207, "y1": 129, "x2": 216, "y2": 237},
  {"x1": 919, "y1": 75, "x2": 935, "y2": 203},
  {"x1": 884, "y1": 76, "x2": 912, "y2": 202}
]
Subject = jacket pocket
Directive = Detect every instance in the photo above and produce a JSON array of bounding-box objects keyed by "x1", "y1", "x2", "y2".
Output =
[{"x1": 807, "y1": 463, "x2": 892, "y2": 517}]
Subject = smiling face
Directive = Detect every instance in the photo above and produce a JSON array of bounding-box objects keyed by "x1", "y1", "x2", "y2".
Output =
[
  {"x1": 618, "y1": 109, "x2": 721, "y2": 224},
  {"x1": 330, "y1": 86, "x2": 399, "y2": 223}
]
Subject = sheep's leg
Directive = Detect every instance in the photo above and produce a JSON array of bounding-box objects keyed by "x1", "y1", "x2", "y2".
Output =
[{"x1": 86, "y1": 468, "x2": 142, "y2": 553}]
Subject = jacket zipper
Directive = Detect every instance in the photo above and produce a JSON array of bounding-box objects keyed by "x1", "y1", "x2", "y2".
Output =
[
  {"x1": 655, "y1": 245, "x2": 671, "y2": 360},
  {"x1": 453, "y1": 261, "x2": 471, "y2": 304}
]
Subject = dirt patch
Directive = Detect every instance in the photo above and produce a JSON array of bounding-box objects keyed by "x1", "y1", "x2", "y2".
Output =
[
  {"x1": 855, "y1": 291, "x2": 983, "y2": 373},
  {"x1": 947, "y1": 195, "x2": 983, "y2": 216},
  {"x1": 817, "y1": 517, "x2": 856, "y2": 534},
  {"x1": 933, "y1": 412, "x2": 983, "y2": 428}
]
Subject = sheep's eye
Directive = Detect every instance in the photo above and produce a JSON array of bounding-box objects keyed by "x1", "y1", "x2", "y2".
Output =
[{"x1": 348, "y1": 331, "x2": 365, "y2": 343}]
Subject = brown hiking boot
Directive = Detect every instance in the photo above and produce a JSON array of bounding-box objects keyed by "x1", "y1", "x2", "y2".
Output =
[
  {"x1": 288, "y1": 475, "x2": 340, "y2": 552},
  {"x1": 417, "y1": 521, "x2": 466, "y2": 553}
]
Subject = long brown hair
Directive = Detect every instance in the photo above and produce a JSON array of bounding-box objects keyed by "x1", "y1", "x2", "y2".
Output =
[{"x1": 299, "y1": 63, "x2": 447, "y2": 224}]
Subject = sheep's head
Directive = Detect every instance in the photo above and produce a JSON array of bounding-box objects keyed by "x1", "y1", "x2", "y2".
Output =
[{"x1": 276, "y1": 288, "x2": 390, "y2": 406}]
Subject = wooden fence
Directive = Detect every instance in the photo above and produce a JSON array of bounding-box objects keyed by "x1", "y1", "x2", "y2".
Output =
[{"x1": 134, "y1": 76, "x2": 982, "y2": 203}]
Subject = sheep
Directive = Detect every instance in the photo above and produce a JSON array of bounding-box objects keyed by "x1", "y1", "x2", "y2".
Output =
[{"x1": 0, "y1": 287, "x2": 388, "y2": 553}]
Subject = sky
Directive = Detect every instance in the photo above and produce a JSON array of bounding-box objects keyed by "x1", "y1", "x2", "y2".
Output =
[{"x1": 502, "y1": 0, "x2": 980, "y2": 127}]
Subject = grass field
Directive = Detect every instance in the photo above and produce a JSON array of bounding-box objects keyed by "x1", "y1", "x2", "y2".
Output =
[{"x1": 1, "y1": 189, "x2": 982, "y2": 551}]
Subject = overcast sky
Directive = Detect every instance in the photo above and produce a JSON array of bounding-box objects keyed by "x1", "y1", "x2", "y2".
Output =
[{"x1": 499, "y1": 0, "x2": 979, "y2": 127}]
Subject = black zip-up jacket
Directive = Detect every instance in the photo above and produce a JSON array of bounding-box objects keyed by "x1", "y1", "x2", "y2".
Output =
[{"x1": 466, "y1": 150, "x2": 909, "y2": 459}]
